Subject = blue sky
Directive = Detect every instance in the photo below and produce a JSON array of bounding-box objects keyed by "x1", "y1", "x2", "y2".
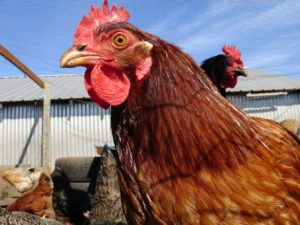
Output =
[{"x1": 1, "y1": 0, "x2": 300, "y2": 80}]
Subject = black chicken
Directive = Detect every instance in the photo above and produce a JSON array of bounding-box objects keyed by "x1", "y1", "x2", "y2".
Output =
[
  {"x1": 51, "y1": 167, "x2": 91, "y2": 225},
  {"x1": 201, "y1": 46, "x2": 300, "y2": 143},
  {"x1": 201, "y1": 45, "x2": 247, "y2": 97}
]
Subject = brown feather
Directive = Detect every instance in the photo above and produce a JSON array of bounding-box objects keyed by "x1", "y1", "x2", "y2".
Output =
[
  {"x1": 87, "y1": 22, "x2": 300, "y2": 224},
  {"x1": 106, "y1": 23, "x2": 300, "y2": 224},
  {"x1": 6, "y1": 173, "x2": 54, "y2": 218}
]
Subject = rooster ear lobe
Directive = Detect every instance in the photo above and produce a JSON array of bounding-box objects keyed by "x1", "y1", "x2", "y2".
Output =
[{"x1": 135, "y1": 57, "x2": 152, "y2": 81}]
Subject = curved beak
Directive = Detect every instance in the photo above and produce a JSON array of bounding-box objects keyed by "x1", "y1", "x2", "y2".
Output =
[
  {"x1": 235, "y1": 68, "x2": 247, "y2": 77},
  {"x1": 60, "y1": 47, "x2": 102, "y2": 68}
]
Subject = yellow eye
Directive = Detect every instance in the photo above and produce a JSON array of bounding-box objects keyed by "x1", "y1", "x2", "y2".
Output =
[{"x1": 113, "y1": 34, "x2": 127, "y2": 47}]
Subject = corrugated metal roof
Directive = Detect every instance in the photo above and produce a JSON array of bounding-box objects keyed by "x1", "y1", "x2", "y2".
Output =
[
  {"x1": 228, "y1": 69, "x2": 300, "y2": 93},
  {"x1": 0, "y1": 69, "x2": 300, "y2": 102},
  {"x1": 0, "y1": 74, "x2": 89, "y2": 102}
]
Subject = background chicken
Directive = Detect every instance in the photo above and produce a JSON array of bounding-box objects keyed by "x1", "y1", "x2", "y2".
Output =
[
  {"x1": 2, "y1": 168, "x2": 41, "y2": 193},
  {"x1": 89, "y1": 146, "x2": 126, "y2": 225},
  {"x1": 6, "y1": 172, "x2": 55, "y2": 219},
  {"x1": 61, "y1": 1, "x2": 300, "y2": 224},
  {"x1": 200, "y1": 45, "x2": 247, "y2": 97},
  {"x1": 51, "y1": 167, "x2": 91, "y2": 225},
  {"x1": 280, "y1": 119, "x2": 300, "y2": 138},
  {"x1": 202, "y1": 46, "x2": 300, "y2": 141},
  {"x1": 0, "y1": 207, "x2": 63, "y2": 225}
]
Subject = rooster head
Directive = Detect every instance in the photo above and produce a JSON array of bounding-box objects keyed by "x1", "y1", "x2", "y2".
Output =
[
  {"x1": 60, "y1": 0, "x2": 153, "y2": 109},
  {"x1": 221, "y1": 45, "x2": 247, "y2": 88}
]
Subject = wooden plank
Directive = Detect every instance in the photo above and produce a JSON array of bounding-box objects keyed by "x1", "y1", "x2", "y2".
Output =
[
  {"x1": 0, "y1": 44, "x2": 44, "y2": 88},
  {"x1": 42, "y1": 83, "x2": 51, "y2": 168}
]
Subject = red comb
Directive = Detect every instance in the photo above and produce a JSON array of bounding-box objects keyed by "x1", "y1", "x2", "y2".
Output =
[
  {"x1": 86, "y1": 0, "x2": 130, "y2": 26},
  {"x1": 74, "y1": 0, "x2": 130, "y2": 45},
  {"x1": 222, "y1": 45, "x2": 244, "y2": 67}
]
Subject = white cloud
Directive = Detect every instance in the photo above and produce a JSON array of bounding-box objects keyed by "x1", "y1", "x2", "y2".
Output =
[
  {"x1": 163, "y1": 0, "x2": 300, "y2": 75},
  {"x1": 179, "y1": 1, "x2": 300, "y2": 48}
]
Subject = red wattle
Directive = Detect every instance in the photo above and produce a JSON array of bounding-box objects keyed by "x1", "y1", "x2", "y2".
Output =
[
  {"x1": 84, "y1": 70, "x2": 110, "y2": 109},
  {"x1": 86, "y1": 64, "x2": 130, "y2": 108},
  {"x1": 221, "y1": 75, "x2": 237, "y2": 89}
]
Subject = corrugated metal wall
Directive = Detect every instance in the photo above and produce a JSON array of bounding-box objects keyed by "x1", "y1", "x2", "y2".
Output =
[
  {"x1": 228, "y1": 92, "x2": 300, "y2": 121},
  {"x1": 0, "y1": 92, "x2": 299, "y2": 167},
  {"x1": 0, "y1": 104, "x2": 42, "y2": 166},
  {"x1": 0, "y1": 101, "x2": 113, "y2": 167},
  {"x1": 50, "y1": 101, "x2": 113, "y2": 163}
]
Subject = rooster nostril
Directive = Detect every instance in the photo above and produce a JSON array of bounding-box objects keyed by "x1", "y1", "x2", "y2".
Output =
[{"x1": 76, "y1": 44, "x2": 88, "y2": 51}]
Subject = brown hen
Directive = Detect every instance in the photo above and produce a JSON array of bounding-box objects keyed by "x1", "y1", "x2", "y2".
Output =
[
  {"x1": 60, "y1": 1, "x2": 300, "y2": 224},
  {"x1": 6, "y1": 172, "x2": 55, "y2": 219}
]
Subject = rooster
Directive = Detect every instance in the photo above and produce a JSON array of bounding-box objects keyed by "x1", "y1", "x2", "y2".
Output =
[
  {"x1": 6, "y1": 173, "x2": 55, "y2": 219},
  {"x1": 61, "y1": 1, "x2": 300, "y2": 224},
  {"x1": 201, "y1": 45, "x2": 247, "y2": 97}
]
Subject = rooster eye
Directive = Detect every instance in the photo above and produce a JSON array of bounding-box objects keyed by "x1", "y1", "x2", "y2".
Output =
[{"x1": 113, "y1": 34, "x2": 127, "y2": 47}]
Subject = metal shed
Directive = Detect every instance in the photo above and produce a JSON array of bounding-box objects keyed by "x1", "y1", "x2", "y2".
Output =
[
  {"x1": 0, "y1": 69, "x2": 300, "y2": 167},
  {"x1": 227, "y1": 69, "x2": 300, "y2": 121},
  {"x1": 0, "y1": 75, "x2": 113, "y2": 167}
]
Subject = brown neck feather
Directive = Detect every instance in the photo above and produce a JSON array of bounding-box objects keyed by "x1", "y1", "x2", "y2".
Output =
[{"x1": 113, "y1": 37, "x2": 261, "y2": 179}]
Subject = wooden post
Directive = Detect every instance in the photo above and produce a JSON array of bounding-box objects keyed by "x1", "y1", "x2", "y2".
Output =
[
  {"x1": 0, "y1": 44, "x2": 51, "y2": 168},
  {"x1": 42, "y1": 83, "x2": 51, "y2": 168}
]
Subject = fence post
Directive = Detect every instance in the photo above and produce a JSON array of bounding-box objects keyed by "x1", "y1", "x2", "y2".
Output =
[{"x1": 42, "y1": 83, "x2": 51, "y2": 168}]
